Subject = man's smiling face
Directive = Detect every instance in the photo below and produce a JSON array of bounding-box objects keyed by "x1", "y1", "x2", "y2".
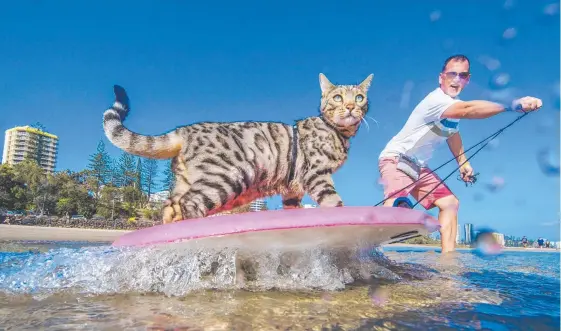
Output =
[{"x1": 439, "y1": 59, "x2": 471, "y2": 98}]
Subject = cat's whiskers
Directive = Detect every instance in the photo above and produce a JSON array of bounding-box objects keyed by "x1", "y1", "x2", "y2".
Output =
[
  {"x1": 365, "y1": 115, "x2": 380, "y2": 128},
  {"x1": 360, "y1": 116, "x2": 370, "y2": 132}
]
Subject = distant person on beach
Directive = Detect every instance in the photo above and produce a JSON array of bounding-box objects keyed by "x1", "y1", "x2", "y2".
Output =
[{"x1": 377, "y1": 54, "x2": 543, "y2": 253}]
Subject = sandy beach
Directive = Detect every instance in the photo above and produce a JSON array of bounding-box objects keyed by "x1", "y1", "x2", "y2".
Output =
[{"x1": 0, "y1": 224, "x2": 130, "y2": 243}]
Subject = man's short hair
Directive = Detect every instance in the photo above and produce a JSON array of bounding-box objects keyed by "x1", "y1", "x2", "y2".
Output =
[{"x1": 441, "y1": 54, "x2": 470, "y2": 72}]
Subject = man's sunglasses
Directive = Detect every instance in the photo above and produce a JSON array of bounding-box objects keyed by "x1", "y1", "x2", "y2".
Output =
[{"x1": 443, "y1": 71, "x2": 471, "y2": 80}]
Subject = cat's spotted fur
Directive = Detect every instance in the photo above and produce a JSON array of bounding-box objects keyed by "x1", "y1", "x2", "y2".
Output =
[{"x1": 103, "y1": 73, "x2": 373, "y2": 223}]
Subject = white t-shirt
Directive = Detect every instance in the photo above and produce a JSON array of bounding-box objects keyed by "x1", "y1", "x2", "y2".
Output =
[{"x1": 379, "y1": 87, "x2": 462, "y2": 166}]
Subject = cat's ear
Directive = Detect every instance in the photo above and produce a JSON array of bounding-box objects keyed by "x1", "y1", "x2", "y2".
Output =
[
  {"x1": 319, "y1": 73, "x2": 335, "y2": 94},
  {"x1": 359, "y1": 74, "x2": 374, "y2": 91}
]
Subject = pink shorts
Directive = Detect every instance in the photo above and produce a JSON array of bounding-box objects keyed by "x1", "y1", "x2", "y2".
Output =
[{"x1": 378, "y1": 157, "x2": 455, "y2": 210}]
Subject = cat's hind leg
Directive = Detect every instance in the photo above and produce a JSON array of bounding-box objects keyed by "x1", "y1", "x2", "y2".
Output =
[
  {"x1": 178, "y1": 164, "x2": 246, "y2": 219},
  {"x1": 162, "y1": 157, "x2": 189, "y2": 223},
  {"x1": 281, "y1": 192, "x2": 303, "y2": 209}
]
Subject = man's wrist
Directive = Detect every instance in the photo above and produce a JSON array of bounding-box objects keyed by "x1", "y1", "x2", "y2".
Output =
[{"x1": 504, "y1": 99, "x2": 523, "y2": 113}]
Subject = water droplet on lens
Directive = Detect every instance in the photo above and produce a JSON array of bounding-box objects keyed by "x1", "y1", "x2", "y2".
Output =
[
  {"x1": 503, "y1": 0, "x2": 514, "y2": 10},
  {"x1": 486, "y1": 176, "x2": 505, "y2": 193},
  {"x1": 483, "y1": 87, "x2": 518, "y2": 104},
  {"x1": 369, "y1": 286, "x2": 389, "y2": 306},
  {"x1": 430, "y1": 10, "x2": 441, "y2": 22},
  {"x1": 473, "y1": 193, "x2": 485, "y2": 202},
  {"x1": 502, "y1": 27, "x2": 517, "y2": 40},
  {"x1": 553, "y1": 81, "x2": 560, "y2": 110},
  {"x1": 478, "y1": 55, "x2": 501, "y2": 71},
  {"x1": 486, "y1": 139, "x2": 500, "y2": 150},
  {"x1": 472, "y1": 228, "x2": 503, "y2": 257},
  {"x1": 489, "y1": 73, "x2": 510, "y2": 90},
  {"x1": 536, "y1": 148, "x2": 560, "y2": 176},
  {"x1": 536, "y1": 119, "x2": 554, "y2": 133},
  {"x1": 544, "y1": 3, "x2": 560, "y2": 16}
]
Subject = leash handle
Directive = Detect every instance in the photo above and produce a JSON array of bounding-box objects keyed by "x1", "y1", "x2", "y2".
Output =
[{"x1": 457, "y1": 172, "x2": 480, "y2": 187}]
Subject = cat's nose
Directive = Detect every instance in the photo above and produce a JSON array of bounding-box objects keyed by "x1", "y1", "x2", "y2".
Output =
[{"x1": 345, "y1": 104, "x2": 355, "y2": 110}]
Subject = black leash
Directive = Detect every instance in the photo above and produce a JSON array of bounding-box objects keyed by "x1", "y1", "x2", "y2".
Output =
[{"x1": 374, "y1": 112, "x2": 530, "y2": 207}]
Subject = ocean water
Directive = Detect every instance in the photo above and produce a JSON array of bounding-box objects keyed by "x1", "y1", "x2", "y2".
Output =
[{"x1": 0, "y1": 241, "x2": 559, "y2": 330}]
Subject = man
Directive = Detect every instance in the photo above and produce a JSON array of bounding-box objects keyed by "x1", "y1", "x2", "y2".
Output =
[{"x1": 378, "y1": 54, "x2": 542, "y2": 253}]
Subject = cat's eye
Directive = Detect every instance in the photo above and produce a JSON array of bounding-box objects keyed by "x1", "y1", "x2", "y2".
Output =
[
  {"x1": 333, "y1": 95, "x2": 343, "y2": 102},
  {"x1": 355, "y1": 95, "x2": 364, "y2": 102}
]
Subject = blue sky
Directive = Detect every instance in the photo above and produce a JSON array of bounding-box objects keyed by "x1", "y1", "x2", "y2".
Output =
[{"x1": 1, "y1": 1, "x2": 559, "y2": 240}]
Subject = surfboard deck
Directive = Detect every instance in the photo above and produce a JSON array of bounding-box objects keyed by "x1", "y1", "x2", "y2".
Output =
[{"x1": 112, "y1": 206, "x2": 439, "y2": 251}]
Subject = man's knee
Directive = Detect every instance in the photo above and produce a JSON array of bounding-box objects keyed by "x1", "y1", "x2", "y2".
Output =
[{"x1": 434, "y1": 195, "x2": 459, "y2": 212}]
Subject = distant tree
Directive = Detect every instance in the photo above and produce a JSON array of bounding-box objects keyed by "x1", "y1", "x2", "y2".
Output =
[
  {"x1": 107, "y1": 158, "x2": 119, "y2": 186},
  {"x1": 52, "y1": 170, "x2": 95, "y2": 218},
  {"x1": 12, "y1": 159, "x2": 45, "y2": 210},
  {"x1": 96, "y1": 184, "x2": 121, "y2": 220},
  {"x1": 142, "y1": 159, "x2": 159, "y2": 200},
  {"x1": 116, "y1": 152, "x2": 136, "y2": 187},
  {"x1": 135, "y1": 157, "x2": 143, "y2": 190},
  {"x1": 161, "y1": 159, "x2": 175, "y2": 196},
  {"x1": 87, "y1": 140, "x2": 112, "y2": 199},
  {"x1": 0, "y1": 164, "x2": 26, "y2": 210}
]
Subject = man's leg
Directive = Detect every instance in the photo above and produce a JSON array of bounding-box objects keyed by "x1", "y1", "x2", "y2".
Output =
[
  {"x1": 433, "y1": 196, "x2": 460, "y2": 253},
  {"x1": 411, "y1": 168, "x2": 459, "y2": 253},
  {"x1": 378, "y1": 157, "x2": 415, "y2": 207}
]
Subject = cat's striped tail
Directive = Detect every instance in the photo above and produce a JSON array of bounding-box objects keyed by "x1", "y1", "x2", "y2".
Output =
[{"x1": 103, "y1": 85, "x2": 183, "y2": 159}]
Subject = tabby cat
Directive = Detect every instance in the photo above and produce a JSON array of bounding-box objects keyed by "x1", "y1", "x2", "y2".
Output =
[{"x1": 103, "y1": 73, "x2": 374, "y2": 223}]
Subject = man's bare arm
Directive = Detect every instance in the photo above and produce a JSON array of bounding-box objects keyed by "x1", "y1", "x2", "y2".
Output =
[
  {"x1": 442, "y1": 100, "x2": 506, "y2": 119},
  {"x1": 447, "y1": 132, "x2": 468, "y2": 165},
  {"x1": 442, "y1": 96, "x2": 543, "y2": 119}
]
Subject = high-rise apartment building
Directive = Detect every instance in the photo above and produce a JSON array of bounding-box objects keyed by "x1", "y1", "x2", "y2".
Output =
[
  {"x1": 249, "y1": 198, "x2": 267, "y2": 212},
  {"x1": 464, "y1": 223, "x2": 474, "y2": 244},
  {"x1": 2, "y1": 126, "x2": 59, "y2": 173},
  {"x1": 456, "y1": 220, "x2": 461, "y2": 244}
]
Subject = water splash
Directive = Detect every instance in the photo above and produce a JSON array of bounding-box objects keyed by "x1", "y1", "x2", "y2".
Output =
[{"x1": 0, "y1": 244, "x2": 415, "y2": 297}]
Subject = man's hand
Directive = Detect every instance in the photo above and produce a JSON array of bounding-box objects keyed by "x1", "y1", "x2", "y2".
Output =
[
  {"x1": 512, "y1": 96, "x2": 543, "y2": 113},
  {"x1": 459, "y1": 163, "x2": 474, "y2": 183}
]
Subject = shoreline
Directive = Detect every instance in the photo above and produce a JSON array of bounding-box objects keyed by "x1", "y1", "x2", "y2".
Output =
[
  {"x1": 0, "y1": 225, "x2": 558, "y2": 253},
  {"x1": 384, "y1": 243, "x2": 560, "y2": 253},
  {"x1": 0, "y1": 224, "x2": 130, "y2": 243}
]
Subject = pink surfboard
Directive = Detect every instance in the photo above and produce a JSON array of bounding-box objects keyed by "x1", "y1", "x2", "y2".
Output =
[{"x1": 112, "y1": 206, "x2": 439, "y2": 251}]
